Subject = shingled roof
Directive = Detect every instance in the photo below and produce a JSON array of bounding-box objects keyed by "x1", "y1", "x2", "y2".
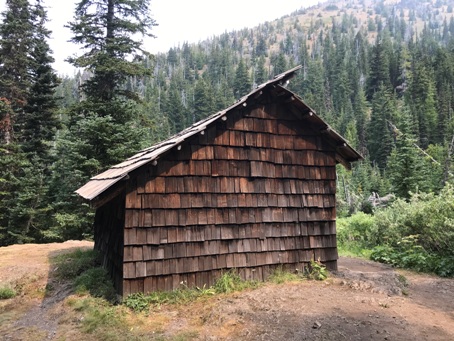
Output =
[{"x1": 76, "y1": 65, "x2": 363, "y2": 202}]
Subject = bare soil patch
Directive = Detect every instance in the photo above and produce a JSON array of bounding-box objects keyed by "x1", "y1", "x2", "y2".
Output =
[{"x1": 0, "y1": 242, "x2": 453, "y2": 340}]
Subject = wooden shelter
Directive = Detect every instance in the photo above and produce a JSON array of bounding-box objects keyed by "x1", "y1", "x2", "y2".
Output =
[{"x1": 76, "y1": 66, "x2": 362, "y2": 296}]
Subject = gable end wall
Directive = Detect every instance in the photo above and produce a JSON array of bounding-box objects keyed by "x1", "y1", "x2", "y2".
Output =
[{"x1": 122, "y1": 103, "x2": 338, "y2": 295}]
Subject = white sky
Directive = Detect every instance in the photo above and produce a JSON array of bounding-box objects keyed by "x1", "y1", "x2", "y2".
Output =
[{"x1": 0, "y1": 0, "x2": 321, "y2": 76}]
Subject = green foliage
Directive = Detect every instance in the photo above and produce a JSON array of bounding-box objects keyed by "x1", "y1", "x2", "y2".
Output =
[
  {"x1": 53, "y1": 248, "x2": 118, "y2": 303},
  {"x1": 53, "y1": 249, "x2": 99, "y2": 280},
  {"x1": 370, "y1": 239, "x2": 454, "y2": 277},
  {"x1": 68, "y1": 297, "x2": 129, "y2": 337},
  {"x1": 67, "y1": 0, "x2": 156, "y2": 103},
  {"x1": 0, "y1": 286, "x2": 16, "y2": 299},
  {"x1": 337, "y1": 212, "x2": 377, "y2": 247},
  {"x1": 213, "y1": 269, "x2": 258, "y2": 294},
  {"x1": 305, "y1": 259, "x2": 328, "y2": 281},
  {"x1": 0, "y1": 0, "x2": 33, "y2": 113},
  {"x1": 340, "y1": 186, "x2": 454, "y2": 276},
  {"x1": 367, "y1": 85, "x2": 396, "y2": 169},
  {"x1": 374, "y1": 186, "x2": 454, "y2": 255},
  {"x1": 0, "y1": 0, "x2": 59, "y2": 245},
  {"x1": 74, "y1": 268, "x2": 117, "y2": 301},
  {"x1": 233, "y1": 59, "x2": 252, "y2": 98},
  {"x1": 124, "y1": 286, "x2": 213, "y2": 313},
  {"x1": 124, "y1": 270, "x2": 260, "y2": 313},
  {"x1": 124, "y1": 265, "x2": 329, "y2": 313},
  {"x1": 268, "y1": 266, "x2": 302, "y2": 284}
]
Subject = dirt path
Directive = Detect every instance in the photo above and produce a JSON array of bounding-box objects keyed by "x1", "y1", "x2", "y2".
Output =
[{"x1": 0, "y1": 242, "x2": 453, "y2": 340}]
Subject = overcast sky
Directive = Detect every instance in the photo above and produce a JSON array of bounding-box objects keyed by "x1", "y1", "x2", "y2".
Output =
[{"x1": 0, "y1": 0, "x2": 321, "y2": 75}]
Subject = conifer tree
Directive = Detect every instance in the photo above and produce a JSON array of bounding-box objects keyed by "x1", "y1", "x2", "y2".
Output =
[
  {"x1": 193, "y1": 77, "x2": 214, "y2": 122},
  {"x1": 0, "y1": 0, "x2": 59, "y2": 244},
  {"x1": 233, "y1": 59, "x2": 252, "y2": 99},
  {"x1": 254, "y1": 56, "x2": 267, "y2": 85},
  {"x1": 22, "y1": 0, "x2": 60, "y2": 162},
  {"x1": 407, "y1": 56, "x2": 437, "y2": 148},
  {"x1": 367, "y1": 34, "x2": 392, "y2": 99},
  {"x1": 66, "y1": 0, "x2": 157, "y2": 113},
  {"x1": 387, "y1": 111, "x2": 430, "y2": 198},
  {"x1": 367, "y1": 85, "x2": 396, "y2": 170},
  {"x1": 0, "y1": 0, "x2": 34, "y2": 141},
  {"x1": 51, "y1": 0, "x2": 157, "y2": 239}
]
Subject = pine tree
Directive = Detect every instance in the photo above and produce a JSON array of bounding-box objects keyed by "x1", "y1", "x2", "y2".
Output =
[
  {"x1": 193, "y1": 77, "x2": 214, "y2": 122},
  {"x1": 233, "y1": 59, "x2": 251, "y2": 99},
  {"x1": 273, "y1": 53, "x2": 288, "y2": 76},
  {"x1": 22, "y1": 0, "x2": 60, "y2": 162},
  {"x1": 254, "y1": 56, "x2": 267, "y2": 85},
  {"x1": 51, "y1": 0, "x2": 157, "y2": 239},
  {"x1": 367, "y1": 85, "x2": 396, "y2": 170},
  {"x1": 367, "y1": 34, "x2": 392, "y2": 99},
  {"x1": 66, "y1": 0, "x2": 157, "y2": 112},
  {"x1": 0, "y1": 0, "x2": 59, "y2": 244},
  {"x1": 352, "y1": 86, "x2": 369, "y2": 155},
  {"x1": 387, "y1": 113, "x2": 430, "y2": 198},
  {"x1": 407, "y1": 55, "x2": 437, "y2": 148},
  {"x1": 0, "y1": 0, "x2": 34, "y2": 142}
]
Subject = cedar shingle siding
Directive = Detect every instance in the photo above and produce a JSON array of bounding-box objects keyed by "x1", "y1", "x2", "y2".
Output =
[{"x1": 77, "y1": 67, "x2": 362, "y2": 296}]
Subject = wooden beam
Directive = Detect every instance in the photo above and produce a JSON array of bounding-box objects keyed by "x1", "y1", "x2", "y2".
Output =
[{"x1": 91, "y1": 183, "x2": 126, "y2": 209}]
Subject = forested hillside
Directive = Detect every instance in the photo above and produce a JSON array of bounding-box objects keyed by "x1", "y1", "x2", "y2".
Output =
[{"x1": 1, "y1": 0, "x2": 454, "y2": 256}]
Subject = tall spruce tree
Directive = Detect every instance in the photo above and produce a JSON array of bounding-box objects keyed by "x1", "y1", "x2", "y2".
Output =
[
  {"x1": 367, "y1": 85, "x2": 396, "y2": 170},
  {"x1": 0, "y1": 0, "x2": 59, "y2": 244},
  {"x1": 64, "y1": 0, "x2": 157, "y2": 166},
  {"x1": 387, "y1": 111, "x2": 430, "y2": 198},
  {"x1": 22, "y1": 0, "x2": 60, "y2": 161},
  {"x1": 367, "y1": 34, "x2": 392, "y2": 99},
  {"x1": 51, "y1": 0, "x2": 157, "y2": 239},
  {"x1": 193, "y1": 77, "x2": 214, "y2": 122},
  {"x1": 233, "y1": 58, "x2": 252, "y2": 99},
  {"x1": 67, "y1": 0, "x2": 156, "y2": 112},
  {"x1": 0, "y1": 0, "x2": 34, "y2": 142}
]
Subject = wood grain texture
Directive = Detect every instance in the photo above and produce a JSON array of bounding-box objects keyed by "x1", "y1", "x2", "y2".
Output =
[{"x1": 115, "y1": 100, "x2": 341, "y2": 295}]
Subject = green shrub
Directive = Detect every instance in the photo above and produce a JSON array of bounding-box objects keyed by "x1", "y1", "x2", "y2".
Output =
[
  {"x1": 0, "y1": 287, "x2": 16, "y2": 299},
  {"x1": 370, "y1": 236, "x2": 454, "y2": 277},
  {"x1": 74, "y1": 267, "x2": 117, "y2": 301},
  {"x1": 305, "y1": 260, "x2": 328, "y2": 281},
  {"x1": 340, "y1": 186, "x2": 454, "y2": 277},
  {"x1": 373, "y1": 186, "x2": 454, "y2": 257},
  {"x1": 213, "y1": 269, "x2": 258, "y2": 293},
  {"x1": 53, "y1": 248, "x2": 99, "y2": 280},
  {"x1": 52, "y1": 248, "x2": 119, "y2": 301},
  {"x1": 337, "y1": 212, "x2": 376, "y2": 247}
]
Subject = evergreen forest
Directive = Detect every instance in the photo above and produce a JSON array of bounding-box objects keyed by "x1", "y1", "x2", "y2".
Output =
[{"x1": 0, "y1": 0, "x2": 453, "y2": 275}]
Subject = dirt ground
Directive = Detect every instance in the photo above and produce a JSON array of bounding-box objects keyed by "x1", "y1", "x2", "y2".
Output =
[{"x1": 0, "y1": 241, "x2": 453, "y2": 341}]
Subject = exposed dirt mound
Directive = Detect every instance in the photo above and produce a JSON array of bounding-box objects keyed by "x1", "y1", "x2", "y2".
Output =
[{"x1": 0, "y1": 242, "x2": 453, "y2": 341}]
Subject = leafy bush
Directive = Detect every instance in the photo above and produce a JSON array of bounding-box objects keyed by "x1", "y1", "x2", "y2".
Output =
[
  {"x1": 74, "y1": 267, "x2": 117, "y2": 301},
  {"x1": 337, "y1": 212, "x2": 376, "y2": 247},
  {"x1": 53, "y1": 248, "x2": 117, "y2": 301},
  {"x1": 305, "y1": 260, "x2": 328, "y2": 281},
  {"x1": 373, "y1": 186, "x2": 454, "y2": 256},
  {"x1": 370, "y1": 238, "x2": 454, "y2": 277},
  {"x1": 0, "y1": 287, "x2": 16, "y2": 299},
  {"x1": 340, "y1": 186, "x2": 454, "y2": 277},
  {"x1": 53, "y1": 248, "x2": 100, "y2": 280}
]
